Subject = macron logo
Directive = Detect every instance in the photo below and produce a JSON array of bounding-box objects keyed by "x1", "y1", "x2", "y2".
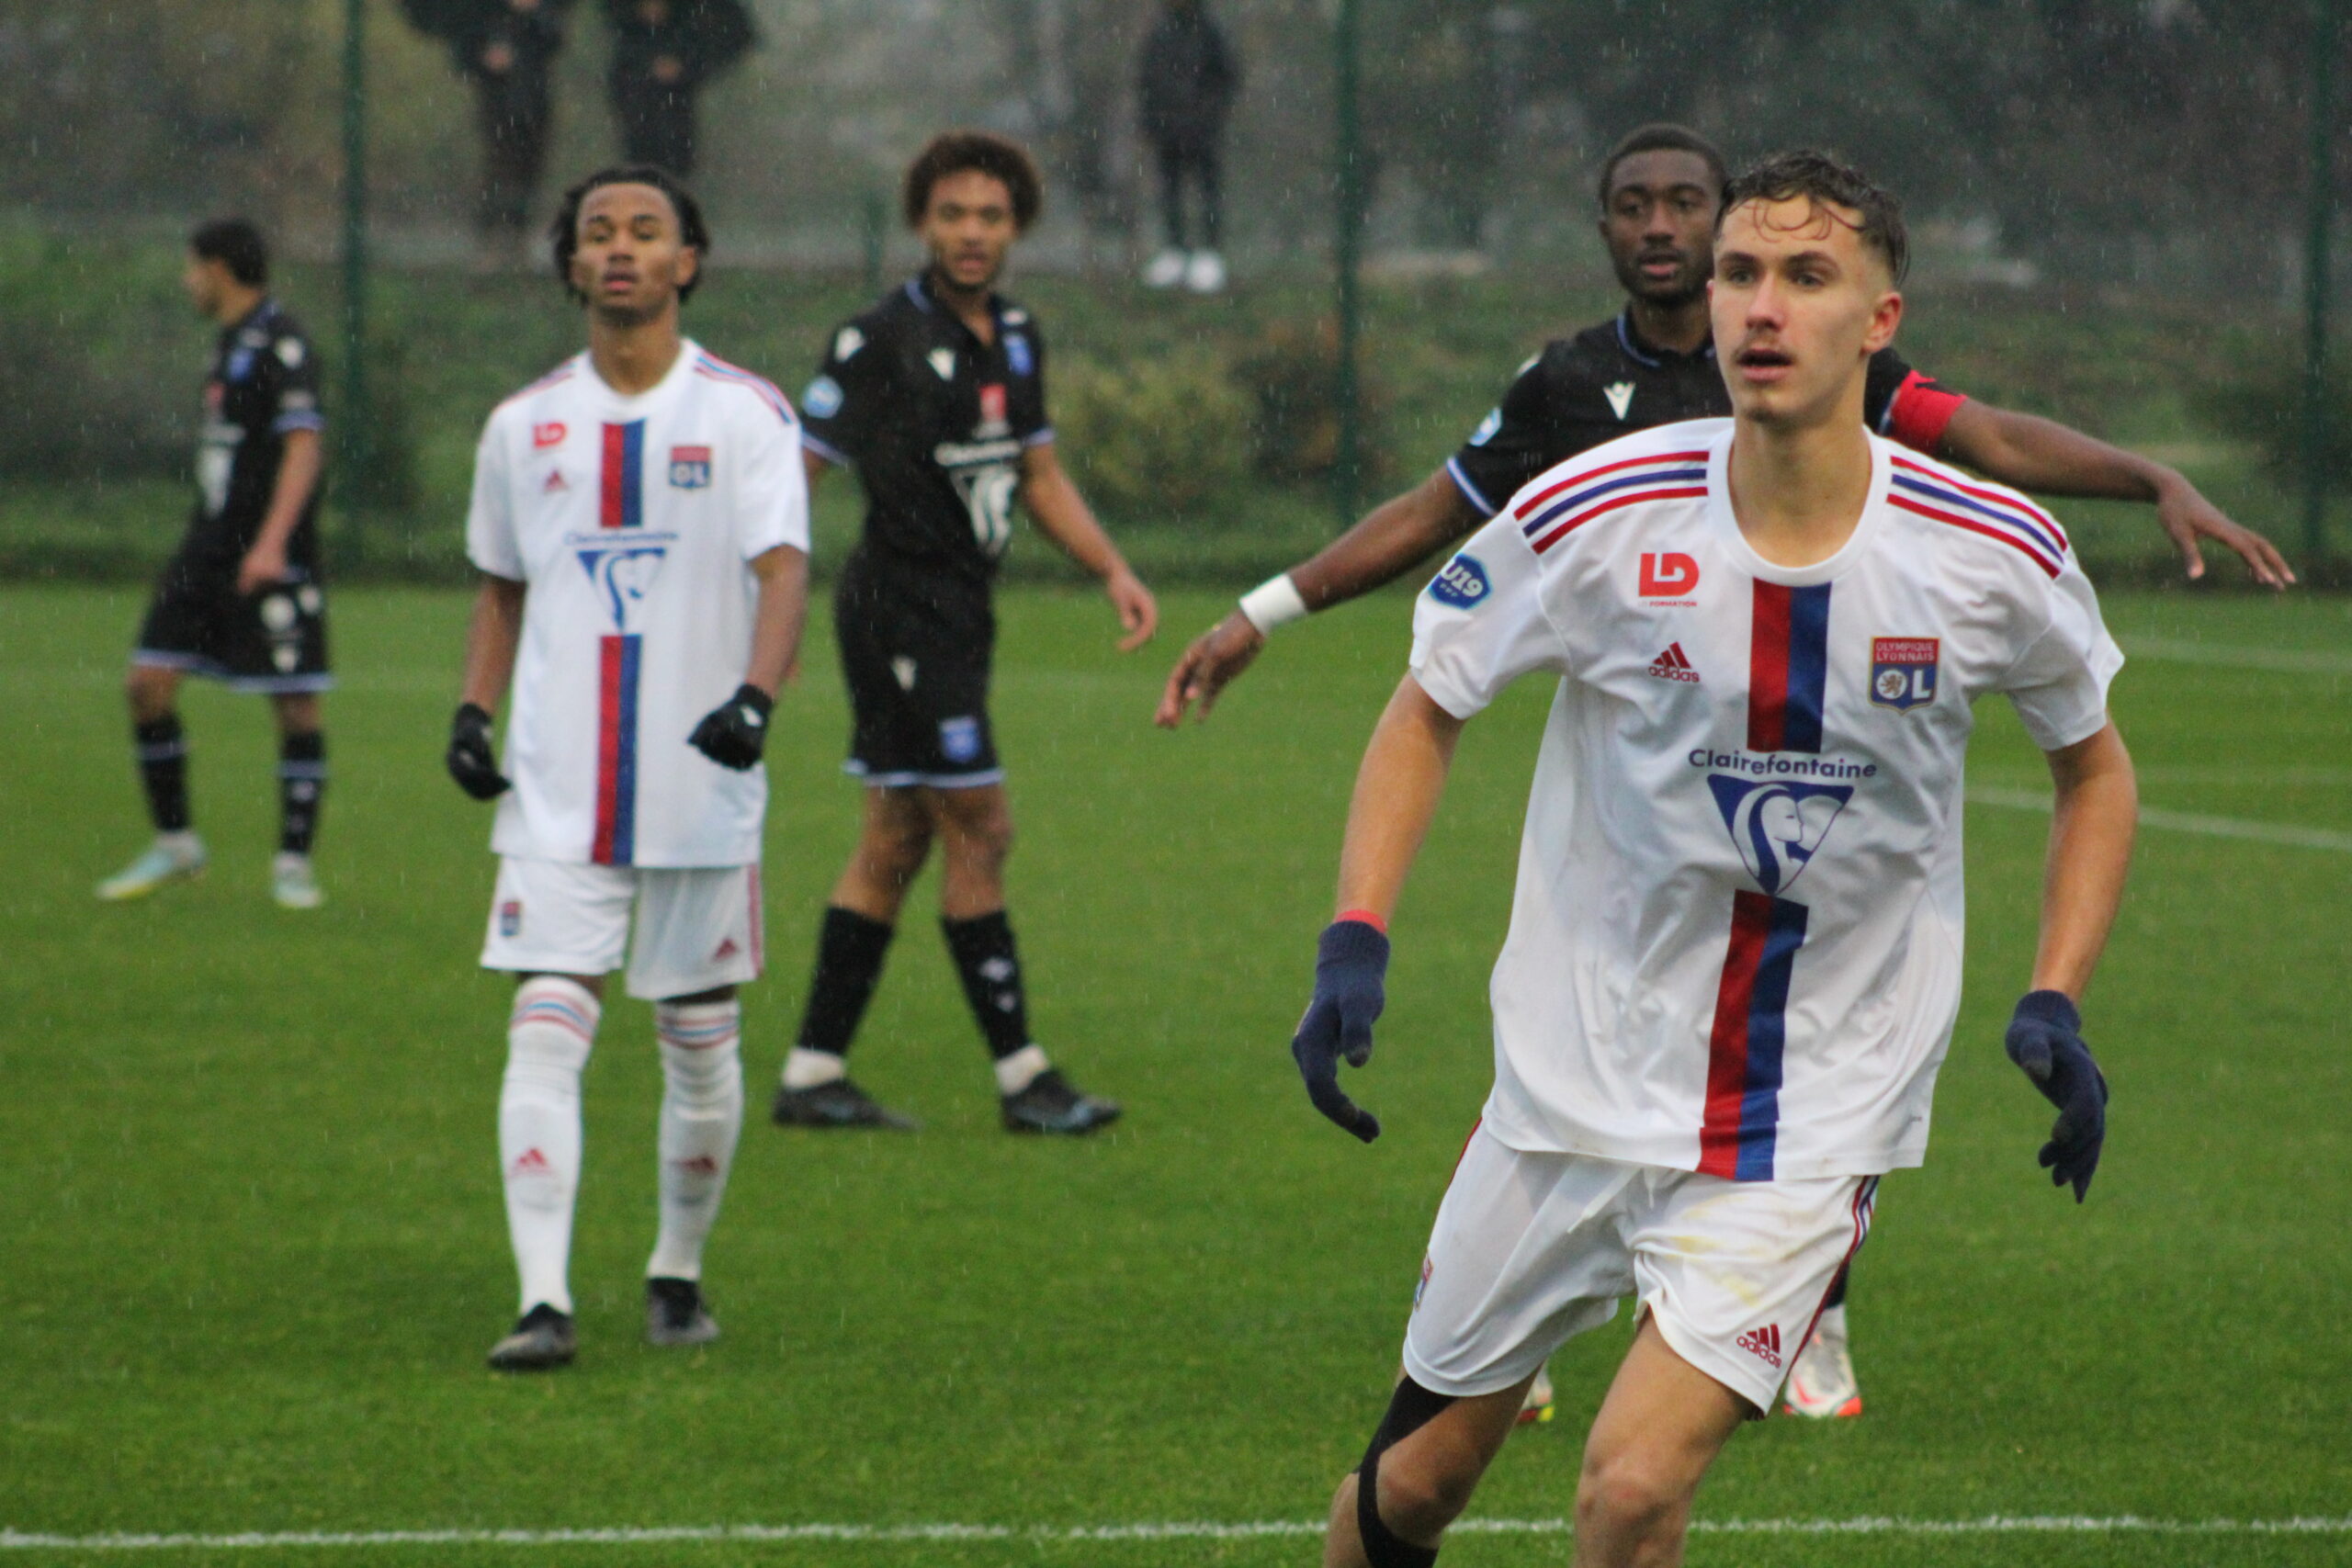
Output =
[
  {"x1": 1647, "y1": 643, "x2": 1700, "y2": 683},
  {"x1": 1736, "y1": 1323, "x2": 1783, "y2": 1368}
]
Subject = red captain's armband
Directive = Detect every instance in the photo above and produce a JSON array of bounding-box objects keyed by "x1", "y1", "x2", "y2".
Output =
[{"x1": 1884, "y1": 369, "x2": 1967, "y2": 456}]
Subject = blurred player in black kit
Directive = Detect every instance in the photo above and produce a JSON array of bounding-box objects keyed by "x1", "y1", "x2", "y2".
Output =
[
  {"x1": 101, "y1": 220, "x2": 332, "y2": 911},
  {"x1": 774, "y1": 131, "x2": 1159, "y2": 1135}
]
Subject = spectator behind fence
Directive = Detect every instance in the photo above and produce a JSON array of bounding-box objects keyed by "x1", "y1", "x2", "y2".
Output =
[
  {"x1": 402, "y1": 0, "x2": 577, "y2": 269},
  {"x1": 1136, "y1": 0, "x2": 1238, "y2": 295},
  {"x1": 604, "y1": 1, "x2": 756, "y2": 176}
]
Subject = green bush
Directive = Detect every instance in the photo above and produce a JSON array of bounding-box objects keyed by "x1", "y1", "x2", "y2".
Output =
[
  {"x1": 0, "y1": 226, "x2": 190, "y2": 482},
  {"x1": 1230, "y1": 317, "x2": 1394, "y2": 491},
  {"x1": 1051, "y1": 346, "x2": 1253, "y2": 522}
]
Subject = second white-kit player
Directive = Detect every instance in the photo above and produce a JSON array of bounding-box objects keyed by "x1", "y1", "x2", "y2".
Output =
[
  {"x1": 447, "y1": 164, "x2": 810, "y2": 1371},
  {"x1": 1292, "y1": 152, "x2": 2137, "y2": 1568}
]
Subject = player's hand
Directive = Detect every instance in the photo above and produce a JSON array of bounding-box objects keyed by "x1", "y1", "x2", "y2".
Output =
[
  {"x1": 1106, "y1": 568, "x2": 1158, "y2": 652},
  {"x1": 447, "y1": 703, "x2": 511, "y2": 800},
  {"x1": 2004, "y1": 989, "x2": 2109, "y2": 1201},
  {"x1": 2155, "y1": 475, "x2": 2294, "y2": 590},
  {"x1": 1291, "y1": 918, "x2": 1389, "y2": 1144},
  {"x1": 1155, "y1": 610, "x2": 1264, "y2": 728},
  {"x1": 651, "y1": 54, "x2": 685, "y2": 85},
  {"x1": 688, "y1": 683, "x2": 775, "y2": 771},
  {"x1": 236, "y1": 544, "x2": 291, "y2": 596},
  {"x1": 480, "y1": 40, "x2": 515, "y2": 73}
]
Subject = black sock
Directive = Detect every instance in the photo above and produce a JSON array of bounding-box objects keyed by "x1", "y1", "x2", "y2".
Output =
[
  {"x1": 942, "y1": 909, "x2": 1030, "y2": 1063},
  {"x1": 1823, "y1": 1260, "x2": 1850, "y2": 1311},
  {"x1": 278, "y1": 730, "x2": 327, "y2": 855},
  {"x1": 134, "y1": 715, "x2": 190, "y2": 832},
  {"x1": 794, "y1": 906, "x2": 896, "y2": 1059}
]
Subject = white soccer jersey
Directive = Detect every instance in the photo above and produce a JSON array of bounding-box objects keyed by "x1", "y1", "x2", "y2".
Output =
[
  {"x1": 466, "y1": 341, "x2": 808, "y2": 868},
  {"x1": 1409, "y1": 418, "x2": 2121, "y2": 1180}
]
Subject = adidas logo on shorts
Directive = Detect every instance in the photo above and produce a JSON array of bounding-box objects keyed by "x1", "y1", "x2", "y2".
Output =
[{"x1": 1735, "y1": 1322, "x2": 1783, "y2": 1368}]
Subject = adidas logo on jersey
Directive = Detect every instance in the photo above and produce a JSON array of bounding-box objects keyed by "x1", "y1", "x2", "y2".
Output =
[
  {"x1": 712, "y1": 937, "x2": 740, "y2": 962},
  {"x1": 1736, "y1": 1323, "x2": 1783, "y2": 1368},
  {"x1": 1647, "y1": 643, "x2": 1701, "y2": 682}
]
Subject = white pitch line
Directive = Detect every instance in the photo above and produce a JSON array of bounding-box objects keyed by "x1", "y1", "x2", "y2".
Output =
[
  {"x1": 5, "y1": 1517, "x2": 2351, "y2": 1551},
  {"x1": 2117, "y1": 636, "x2": 2352, "y2": 677},
  {"x1": 1968, "y1": 786, "x2": 2352, "y2": 854}
]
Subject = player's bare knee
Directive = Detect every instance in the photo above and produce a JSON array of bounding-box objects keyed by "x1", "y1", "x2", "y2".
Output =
[
  {"x1": 1574, "y1": 1448, "x2": 1686, "y2": 1541},
  {"x1": 1374, "y1": 1441, "x2": 1480, "y2": 1540},
  {"x1": 126, "y1": 665, "x2": 176, "y2": 721},
  {"x1": 272, "y1": 693, "x2": 322, "y2": 733}
]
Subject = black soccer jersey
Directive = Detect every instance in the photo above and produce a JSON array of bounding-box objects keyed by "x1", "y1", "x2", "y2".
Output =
[
  {"x1": 186, "y1": 299, "x2": 326, "y2": 568},
  {"x1": 800, "y1": 276, "x2": 1052, "y2": 614},
  {"x1": 1444, "y1": 310, "x2": 1966, "y2": 517}
]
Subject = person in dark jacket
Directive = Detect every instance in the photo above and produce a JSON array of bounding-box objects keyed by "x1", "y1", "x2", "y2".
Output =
[
  {"x1": 402, "y1": 0, "x2": 577, "y2": 268},
  {"x1": 1136, "y1": 0, "x2": 1238, "y2": 293},
  {"x1": 605, "y1": 0, "x2": 756, "y2": 175}
]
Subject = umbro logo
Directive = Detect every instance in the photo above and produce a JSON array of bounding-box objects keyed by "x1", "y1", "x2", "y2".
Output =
[
  {"x1": 1736, "y1": 1323, "x2": 1783, "y2": 1368},
  {"x1": 1646, "y1": 643, "x2": 1700, "y2": 682}
]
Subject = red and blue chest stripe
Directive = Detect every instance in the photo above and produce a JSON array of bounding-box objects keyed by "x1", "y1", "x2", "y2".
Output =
[
  {"x1": 1698, "y1": 580, "x2": 1834, "y2": 1179},
  {"x1": 592, "y1": 420, "x2": 645, "y2": 865}
]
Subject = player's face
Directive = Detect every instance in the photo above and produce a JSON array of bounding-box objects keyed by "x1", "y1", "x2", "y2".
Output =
[
  {"x1": 1600, "y1": 151, "x2": 1719, "y2": 307},
  {"x1": 181, "y1": 253, "x2": 232, "y2": 319},
  {"x1": 1709, "y1": 197, "x2": 1902, "y2": 428},
  {"x1": 918, "y1": 170, "x2": 1019, "y2": 295},
  {"x1": 570, "y1": 183, "x2": 698, "y2": 323}
]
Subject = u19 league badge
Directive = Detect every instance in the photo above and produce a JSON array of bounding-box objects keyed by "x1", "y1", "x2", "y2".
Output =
[{"x1": 1870, "y1": 637, "x2": 1939, "y2": 711}]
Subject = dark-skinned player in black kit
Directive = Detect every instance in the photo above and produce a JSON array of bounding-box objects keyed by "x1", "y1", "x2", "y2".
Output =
[{"x1": 773, "y1": 131, "x2": 1159, "y2": 1135}]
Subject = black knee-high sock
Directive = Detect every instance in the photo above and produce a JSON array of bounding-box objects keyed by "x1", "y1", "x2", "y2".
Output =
[
  {"x1": 942, "y1": 909, "x2": 1030, "y2": 1062},
  {"x1": 795, "y1": 906, "x2": 896, "y2": 1058},
  {"x1": 278, "y1": 730, "x2": 327, "y2": 854},
  {"x1": 134, "y1": 715, "x2": 190, "y2": 832}
]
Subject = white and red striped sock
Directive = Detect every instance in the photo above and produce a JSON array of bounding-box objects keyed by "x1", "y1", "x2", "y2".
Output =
[
  {"x1": 499, "y1": 977, "x2": 600, "y2": 1316},
  {"x1": 646, "y1": 998, "x2": 742, "y2": 1282}
]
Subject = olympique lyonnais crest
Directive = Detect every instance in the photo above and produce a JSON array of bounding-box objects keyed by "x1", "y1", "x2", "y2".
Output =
[
  {"x1": 669, "y1": 446, "x2": 712, "y2": 489},
  {"x1": 1870, "y1": 637, "x2": 1939, "y2": 712}
]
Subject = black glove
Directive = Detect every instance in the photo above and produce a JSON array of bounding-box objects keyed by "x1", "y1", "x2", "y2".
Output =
[
  {"x1": 1291, "y1": 918, "x2": 1390, "y2": 1144},
  {"x1": 446, "y1": 702, "x2": 510, "y2": 800},
  {"x1": 2004, "y1": 989, "x2": 2109, "y2": 1201},
  {"x1": 688, "y1": 683, "x2": 775, "y2": 771}
]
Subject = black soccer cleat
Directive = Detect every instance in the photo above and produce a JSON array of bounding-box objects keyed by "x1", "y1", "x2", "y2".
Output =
[
  {"x1": 645, "y1": 1277, "x2": 720, "y2": 1348},
  {"x1": 771, "y1": 1077, "x2": 921, "y2": 1130},
  {"x1": 1001, "y1": 1068, "x2": 1121, "y2": 1135},
  {"x1": 487, "y1": 1303, "x2": 576, "y2": 1371}
]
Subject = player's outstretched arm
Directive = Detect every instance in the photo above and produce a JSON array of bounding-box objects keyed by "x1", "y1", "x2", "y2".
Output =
[
  {"x1": 448, "y1": 573, "x2": 526, "y2": 800},
  {"x1": 1155, "y1": 468, "x2": 1485, "y2": 728},
  {"x1": 2006, "y1": 719, "x2": 2138, "y2": 1201},
  {"x1": 1017, "y1": 441, "x2": 1158, "y2": 650},
  {"x1": 1293, "y1": 676, "x2": 1465, "y2": 1142},
  {"x1": 1939, "y1": 400, "x2": 2294, "y2": 589}
]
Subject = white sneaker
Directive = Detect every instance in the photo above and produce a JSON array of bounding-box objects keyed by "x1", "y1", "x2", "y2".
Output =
[
  {"x1": 1143, "y1": 247, "x2": 1187, "y2": 288},
  {"x1": 1184, "y1": 249, "x2": 1227, "y2": 294},
  {"x1": 1515, "y1": 1361, "x2": 1555, "y2": 1427},
  {"x1": 97, "y1": 832, "x2": 207, "y2": 901},
  {"x1": 1782, "y1": 1305, "x2": 1862, "y2": 1418},
  {"x1": 271, "y1": 852, "x2": 323, "y2": 910}
]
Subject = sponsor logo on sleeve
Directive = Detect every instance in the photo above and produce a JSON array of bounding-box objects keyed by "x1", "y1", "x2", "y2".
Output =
[
  {"x1": 669, "y1": 446, "x2": 712, "y2": 489},
  {"x1": 1467, "y1": 406, "x2": 1502, "y2": 446},
  {"x1": 1637, "y1": 551, "x2": 1700, "y2": 600},
  {"x1": 534, "y1": 422, "x2": 567, "y2": 449},
  {"x1": 1870, "y1": 636, "x2": 1940, "y2": 711},
  {"x1": 1005, "y1": 333, "x2": 1035, "y2": 377},
  {"x1": 1428, "y1": 552, "x2": 1491, "y2": 608},
  {"x1": 802, "y1": 375, "x2": 843, "y2": 419}
]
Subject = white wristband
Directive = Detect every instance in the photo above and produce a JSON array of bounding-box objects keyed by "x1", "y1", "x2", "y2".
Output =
[{"x1": 1238, "y1": 573, "x2": 1309, "y2": 635}]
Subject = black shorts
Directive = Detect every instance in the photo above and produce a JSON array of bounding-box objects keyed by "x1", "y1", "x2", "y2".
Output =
[
  {"x1": 835, "y1": 583, "x2": 1000, "y2": 789},
  {"x1": 134, "y1": 555, "x2": 333, "y2": 694}
]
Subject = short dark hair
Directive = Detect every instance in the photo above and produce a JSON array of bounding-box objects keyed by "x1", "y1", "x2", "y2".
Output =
[
  {"x1": 902, "y1": 130, "x2": 1043, "y2": 231},
  {"x1": 1717, "y1": 150, "x2": 1908, "y2": 282},
  {"x1": 189, "y1": 219, "x2": 268, "y2": 287},
  {"x1": 548, "y1": 164, "x2": 712, "y2": 304},
  {"x1": 1597, "y1": 124, "x2": 1729, "y2": 209}
]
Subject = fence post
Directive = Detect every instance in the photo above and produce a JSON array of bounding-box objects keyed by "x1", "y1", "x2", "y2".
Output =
[
  {"x1": 1333, "y1": 0, "x2": 1365, "y2": 525},
  {"x1": 339, "y1": 0, "x2": 373, "y2": 566},
  {"x1": 2303, "y1": 0, "x2": 2339, "y2": 570}
]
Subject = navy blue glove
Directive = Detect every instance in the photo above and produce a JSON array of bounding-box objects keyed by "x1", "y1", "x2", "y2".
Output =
[
  {"x1": 1292, "y1": 918, "x2": 1389, "y2": 1144},
  {"x1": 2004, "y1": 989, "x2": 2109, "y2": 1201}
]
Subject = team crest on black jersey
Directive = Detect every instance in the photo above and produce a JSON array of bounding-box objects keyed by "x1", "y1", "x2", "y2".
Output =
[{"x1": 1870, "y1": 637, "x2": 1939, "y2": 711}]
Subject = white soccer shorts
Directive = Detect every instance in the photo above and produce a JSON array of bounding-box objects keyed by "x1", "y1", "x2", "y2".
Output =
[
  {"x1": 1401, "y1": 1124, "x2": 1877, "y2": 1415},
  {"x1": 479, "y1": 858, "x2": 763, "y2": 1000}
]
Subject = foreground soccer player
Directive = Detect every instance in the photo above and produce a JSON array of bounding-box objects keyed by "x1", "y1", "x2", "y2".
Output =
[
  {"x1": 1295, "y1": 152, "x2": 2135, "y2": 1568},
  {"x1": 101, "y1": 220, "x2": 332, "y2": 910},
  {"x1": 447, "y1": 164, "x2": 809, "y2": 1370},
  {"x1": 771, "y1": 131, "x2": 1157, "y2": 1134}
]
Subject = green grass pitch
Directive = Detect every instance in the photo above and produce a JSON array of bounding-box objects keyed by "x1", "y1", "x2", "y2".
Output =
[{"x1": 1, "y1": 581, "x2": 2347, "y2": 1567}]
